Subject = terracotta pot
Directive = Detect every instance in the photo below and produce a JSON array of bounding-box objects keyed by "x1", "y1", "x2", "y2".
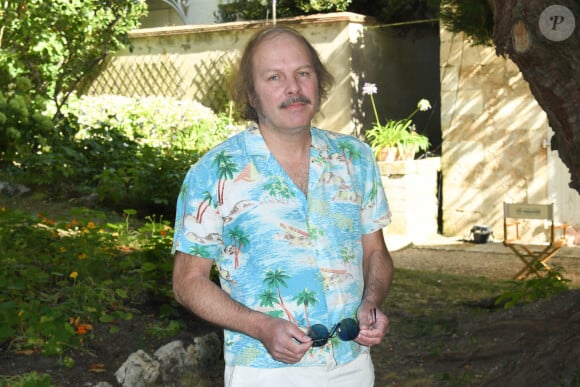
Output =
[
  {"x1": 396, "y1": 147, "x2": 417, "y2": 161},
  {"x1": 378, "y1": 147, "x2": 397, "y2": 162}
]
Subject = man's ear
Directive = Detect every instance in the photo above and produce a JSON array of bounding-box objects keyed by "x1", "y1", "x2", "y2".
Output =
[{"x1": 247, "y1": 91, "x2": 257, "y2": 108}]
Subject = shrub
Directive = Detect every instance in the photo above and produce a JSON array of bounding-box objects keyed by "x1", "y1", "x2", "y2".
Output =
[
  {"x1": 0, "y1": 0, "x2": 147, "y2": 117},
  {"x1": 0, "y1": 74, "x2": 54, "y2": 163},
  {"x1": 215, "y1": 0, "x2": 352, "y2": 22},
  {"x1": 65, "y1": 95, "x2": 235, "y2": 216},
  {"x1": 4, "y1": 95, "x2": 235, "y2": 218},
  {"x1": 0, "y1": 205, "x2": 176, "y2": 357},
  {"x1": 67, "y1": 94, "x2": 230, "y2": 153},
  {"x1": 495, "y1": 266, "x2": 571, "y2": 309}
]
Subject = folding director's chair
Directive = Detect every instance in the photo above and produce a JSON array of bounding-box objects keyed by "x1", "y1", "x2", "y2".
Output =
[{"x1": 503, "y1": 202, "x2": 568, "y2": 280}]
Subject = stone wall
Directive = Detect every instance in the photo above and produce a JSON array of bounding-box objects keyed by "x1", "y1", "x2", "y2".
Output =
[
  {"x1": 440, "y1": 27, "x2": 552, "y2": 240},
  {"x1": 379, "y1": 158, "x2": 441, "y2": 243}
]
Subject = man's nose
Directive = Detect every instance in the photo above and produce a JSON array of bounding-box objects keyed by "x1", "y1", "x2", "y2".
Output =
[{"x1": 285, "y1": 76, "x2": 302, "y2": 94}]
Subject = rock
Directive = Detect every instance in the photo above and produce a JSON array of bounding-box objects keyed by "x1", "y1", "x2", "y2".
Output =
[
  {"x1": 0, "y1": 181, "x2": 30, "y2": 197},
  {"x1": 187, "y1": 332, "x2": 222, "y2": 369},
  {"x1": 112, "y1": 333, "x2": 223, "y2": 387},
  {"x1": 115, "y1": 349, "x2": 160, "y2": 387},
  {"x1": 153, "y1": 340, "x2": 189, "y2": 384}
]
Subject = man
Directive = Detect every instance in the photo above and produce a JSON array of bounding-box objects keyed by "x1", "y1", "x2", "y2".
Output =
[{"x1": 172, "y1": 25, "x2": 394, "y2": 386}]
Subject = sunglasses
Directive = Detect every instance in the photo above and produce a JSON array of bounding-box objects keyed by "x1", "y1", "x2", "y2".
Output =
[{"x1": 308, "y1": 318, "x2": 360, "y2": 347}]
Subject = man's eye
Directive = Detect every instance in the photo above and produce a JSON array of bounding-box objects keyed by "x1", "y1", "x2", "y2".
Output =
[
  {"x1": 297, "y1": 71, "x2": 310, "y2": 78},
  {"x1": 268, "y1": 75, "x2": 279, "y2": 81}
]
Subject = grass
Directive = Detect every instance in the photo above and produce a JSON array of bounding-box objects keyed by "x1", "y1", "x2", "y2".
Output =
[
  {"x1": 0, "y1": 198, "x2": 574, "y2": 386},
  {"x1": 385, "y1": 268, "x2": 514, "y2": 338}
]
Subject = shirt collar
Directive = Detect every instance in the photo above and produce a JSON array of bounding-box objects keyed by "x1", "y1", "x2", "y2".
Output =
[{"x1": 243, "y1": 123, "x2": 327, "y2": 158}]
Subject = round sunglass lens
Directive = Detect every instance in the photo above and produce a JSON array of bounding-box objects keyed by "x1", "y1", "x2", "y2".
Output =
[
  {"x1": 308, "y1": 324, "x2": 329, "y2": 347},
  {"x1": 336, "y1": 318, "x2": 360, "y2": 341}
]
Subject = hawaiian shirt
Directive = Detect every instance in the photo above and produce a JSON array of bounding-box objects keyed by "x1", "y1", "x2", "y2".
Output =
[{"x1": 172, "y1": 124, "x2": 391, "y2": 368}]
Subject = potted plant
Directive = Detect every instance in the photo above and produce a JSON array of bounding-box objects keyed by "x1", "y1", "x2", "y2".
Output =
[{"x1": 362, "y1": 82, "x2": 431, "y2": 161}]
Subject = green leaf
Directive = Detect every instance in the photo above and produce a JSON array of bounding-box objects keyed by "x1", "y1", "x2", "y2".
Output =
[{"x1": 115, "y1": 288, "x2": 128, "y2": 299}]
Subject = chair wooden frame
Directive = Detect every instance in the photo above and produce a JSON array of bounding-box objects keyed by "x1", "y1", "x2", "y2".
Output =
[{"x1": 503, "y1": 202, "x2": 567, "y2": 280}]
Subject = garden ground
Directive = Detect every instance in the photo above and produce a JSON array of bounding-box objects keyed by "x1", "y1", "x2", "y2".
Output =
[{"x1": 1, "y1": 196, "x2": 579, "y2": 386}]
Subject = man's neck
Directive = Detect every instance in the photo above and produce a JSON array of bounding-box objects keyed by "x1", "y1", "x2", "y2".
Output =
[
  {"x1": 258, "y1": 123, "x2": 312, "y2": 194},
  {"x1": 259, "y1": 124, "x2": 312, "y2": 162}
]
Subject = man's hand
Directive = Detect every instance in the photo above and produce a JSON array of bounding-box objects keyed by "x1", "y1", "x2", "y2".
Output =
[
  {"x1": 355, "y1": 300, "x2": 390, "y2": 346},
  {"x1": 256, "y1": 317, "x2": 312, "y2": 364}
]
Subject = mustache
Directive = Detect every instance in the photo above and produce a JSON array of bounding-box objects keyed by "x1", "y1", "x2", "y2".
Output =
[{"x1": 279, "y1": 95, "x2": 312, "y2": 108}]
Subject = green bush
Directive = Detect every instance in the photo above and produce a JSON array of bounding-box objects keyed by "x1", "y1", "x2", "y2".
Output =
[
  {"x1": 216, "y1": 0, "x2": 352, "y2": 22},
  {"x1": 215, "y1": 0, "x2": 439, "y2": 24},
  {"x1": 495, "y1": 266, "x2": 571, "y2": 309},
  {"x1": 0, "y1": 73, "x2": 54, "y2": 162},
  {"x1": 0, "y1": 0, "x2": 147, "y2": 117},
  {"x1": 68, "y1": 95, "x2": 235, "y2": 216},
  {"x1": 5, "y1": 95, "x2": 235, "y2": 217},
  {"x1": 0, "y1": 205, "x2": 176, "y2": 357}
]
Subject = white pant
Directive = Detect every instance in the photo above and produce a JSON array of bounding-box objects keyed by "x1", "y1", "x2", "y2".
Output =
[{"x1": 224, "y1": 353, "x2": 375, "y2": 387}]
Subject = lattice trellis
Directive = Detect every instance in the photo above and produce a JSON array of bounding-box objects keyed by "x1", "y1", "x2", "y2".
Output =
[
  {"x1": 85, "y1": 51, "x2": 240, "y2": 114},
  {"x1": 190, "y1": 51, "x2": 239, "y2": 114},
  {"x1": 86, "y1": 56, "x2": 186, "y2": 99}
]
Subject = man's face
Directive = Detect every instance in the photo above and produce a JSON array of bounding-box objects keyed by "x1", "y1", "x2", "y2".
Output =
[{"x1": 250, "y1": 32, "x2": 320, "y2": 133}]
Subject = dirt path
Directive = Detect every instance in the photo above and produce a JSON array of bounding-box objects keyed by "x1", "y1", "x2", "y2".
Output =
[{"x1": 390, "y1": 239, "x2": 580, "y2": 285}]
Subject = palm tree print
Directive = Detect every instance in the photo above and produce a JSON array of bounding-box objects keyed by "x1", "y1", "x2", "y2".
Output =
[
  {"x1": 263, "y1": 269, "x2": 297, "y2": 324},
  {"x1": 189, "y1": 245, "x2": 210, "y2": 258},
  {"x1": 228, "y1": 226, "x2": 249, "y2": 269},
  {"x1": 368, "y1": 180, "x2": 379, "y2": 203},
  {"x1": 179, "y1": 183, "x2": 188, "y2": 228},
  {"x1": 264, "y1": 177, "x2": 295, "y2": 202},
  {"x1": 307, "y1": 223, "x2": 324, "y2": 241},
  {"x1": 339, "y1": 245, "x2": 356, "y2": 265},
  {"x1": 258, "y1": 289, "x2": 278, "y2": 308},
  {"x1": 195, "y1": 191, "x2": 213, "y2": 223},
  {"x1": 294, "y1": 288, "x2": 319, "y2": 328},
  {"x1": 212, "y1": 151, "x2": 238, "y2": 205},
  {"x1": 337, "y1": 141, "x2": 362, "y2": 176}
]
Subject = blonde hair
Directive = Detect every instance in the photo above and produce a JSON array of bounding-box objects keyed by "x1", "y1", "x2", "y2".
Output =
[{"x1": 231, "y1": 25, "x2": 334, "y2": 122}]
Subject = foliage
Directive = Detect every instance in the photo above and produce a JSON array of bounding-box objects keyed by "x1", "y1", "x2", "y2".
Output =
[
  {"x1": 0, "y1": 0, "x2": 147, "y2": 169},
  {"x1": 0, "y1": 205, "x2": 176, "y2": 358},
  {"x1": 3, "y1": 95, "x2": 235, "y2": 217},
  {"x1": 66, "y1": 95, "x2": 229, "y2": 153},
  {"x1": 0, "y1": 74, "x2": 53, "y2": 160},
  {"x1": 215, "y1": 0, "x2": 441, "y2": 24},
  {"x1": 0, "y1": 372, "x2": 55, "y2": 387},
  {"x1": 362, "y1": 82, "x2": 431, "y2": 160},
  {"x1": 495, "y1": 266, "x2": 571, "y2": 309},
  {"x1": 349, "y1": 0, "x2": 439, "y2": 25},
  {"x1": 0, "y1": 0, "x2": 147, "y2": 117},
  {"x1": 215, "y1": 0, "x2": 352, "y2": 22},
  {"x1": 439, "y1": 0, "x2": 494, "y2": 46}
]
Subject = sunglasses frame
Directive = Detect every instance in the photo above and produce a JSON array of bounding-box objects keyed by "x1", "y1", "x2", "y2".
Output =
[{"x1": 308, "y1": 317, "x2": 360, "y2": 347}]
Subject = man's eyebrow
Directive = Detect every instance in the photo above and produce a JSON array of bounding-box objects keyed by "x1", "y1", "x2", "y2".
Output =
[{"x1": 263, "y1": 64, "x2": 314, "y2": 74}]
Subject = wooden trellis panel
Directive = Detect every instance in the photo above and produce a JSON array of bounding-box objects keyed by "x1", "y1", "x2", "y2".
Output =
[{"x1": 85, "y1": 51, "x2": 239, "y2": 114}]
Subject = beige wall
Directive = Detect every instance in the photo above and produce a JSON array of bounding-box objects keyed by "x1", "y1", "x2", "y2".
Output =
[
  {"x1": 440, "y1": 27, "x2": 551, "y2": 239},
  {"x1": 86, "y1": 13, "x2": 370, "y2": 136}
]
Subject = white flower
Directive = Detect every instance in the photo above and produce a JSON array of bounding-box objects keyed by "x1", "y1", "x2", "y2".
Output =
[
  {"x1": 417, "y1": 99, "x2": 431, "y2": 112},
  {"x1": 362, "y1": 82, "x2": 378, "y2": 96}
]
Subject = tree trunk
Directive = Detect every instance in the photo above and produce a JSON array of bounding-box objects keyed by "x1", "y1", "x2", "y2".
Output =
[{"x1": 491, "y1": 0, "x2": 580, "y2": 192}]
